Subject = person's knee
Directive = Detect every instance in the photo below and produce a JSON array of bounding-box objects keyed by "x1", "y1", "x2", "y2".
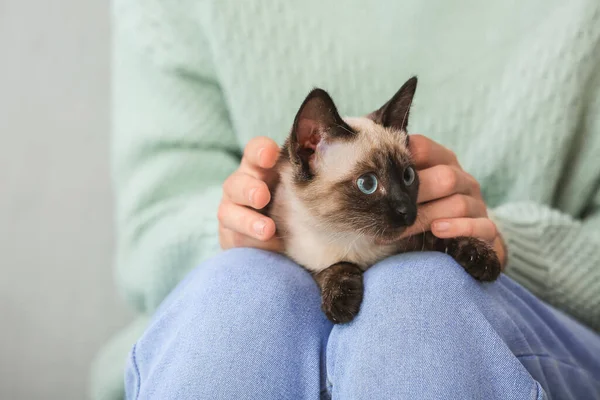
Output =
[
  {"x1": 200, "y1": 247, "x2": 313, "y2": 288},
  {"x1": 144, "y1": 248, "x2": 328, "y2": 343},
  {"x1": 327, "y1": 251, "x2": 494, "y2": 375},
  {"x1": 133, "y1": 248, "x2": 325, "y2": 372},
  {"x1": 361, "y1": 251, "x2": 487, "y2": 320},
  {"x1": 326, "y1": 252, "x2": 491, "y2": 387},
  {"x1": 368, "y1": 250, "x2": 479, "y2": 292},
  {"x1": 170, "y1": 248, "x2": 321, "y2": 319},
  {"x1": 327, "y1": 253, "x2": 543, "y2": 399},
  {"x1": 130, "y1": 249, "x2": 331, "y2": 399}
]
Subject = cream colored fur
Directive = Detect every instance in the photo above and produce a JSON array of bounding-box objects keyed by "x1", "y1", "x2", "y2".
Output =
[{"x1": 270, "y1": 116, "x2": 410, "y2": 273}]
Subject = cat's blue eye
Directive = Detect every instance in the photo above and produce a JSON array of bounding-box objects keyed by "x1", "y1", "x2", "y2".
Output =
[
  {"x1": 403, "y1": 166, "x2": 416, "y2": 186},
  {"x1": 357, "y1": 173, "x2": 378, "y2": 195}
]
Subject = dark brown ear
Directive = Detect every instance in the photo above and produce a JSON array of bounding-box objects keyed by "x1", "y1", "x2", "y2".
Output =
[
  {"x1": 289, "y1": 88, "x2": 355, "y2": 180},
  {"x1": 371, "y1": 76, "x2": 418, "y2": 136}
]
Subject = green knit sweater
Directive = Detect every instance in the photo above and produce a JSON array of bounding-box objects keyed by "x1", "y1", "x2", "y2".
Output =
[{"x1": 92, "y1": 0, "x2": 600, "y2": 398}]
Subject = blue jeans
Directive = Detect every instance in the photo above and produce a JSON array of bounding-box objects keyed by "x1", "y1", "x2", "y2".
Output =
[{"x1": 125, "y1": 249, "x2": 600, "y2": 399}]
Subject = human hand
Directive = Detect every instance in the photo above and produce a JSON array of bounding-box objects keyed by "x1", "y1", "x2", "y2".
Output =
[
  {"x1": 218, "y1": 136, "x2": 284, "y2": 252},
  {"x1": 403, "y1": 135, "x2": 507, "y2": 268}
]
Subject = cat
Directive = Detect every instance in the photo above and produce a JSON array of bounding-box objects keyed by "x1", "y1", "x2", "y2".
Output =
[{"x1": 267, "y1": 77, "x2": 501, "y2": 324}]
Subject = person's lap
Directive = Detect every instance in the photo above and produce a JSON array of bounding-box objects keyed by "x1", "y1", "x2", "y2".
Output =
[{"x1": 125, "y1": 248, "x2": 600, "y2": 400}]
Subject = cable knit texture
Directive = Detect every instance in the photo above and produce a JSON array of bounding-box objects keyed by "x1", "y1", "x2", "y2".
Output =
[{"x1": 93, "y1": 0, "x2": 600, "y2": 398}]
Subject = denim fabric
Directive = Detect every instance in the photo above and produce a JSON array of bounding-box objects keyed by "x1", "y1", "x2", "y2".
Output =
[{"x1": 125, "y1": 249, "x2": 600, "y2": 399}]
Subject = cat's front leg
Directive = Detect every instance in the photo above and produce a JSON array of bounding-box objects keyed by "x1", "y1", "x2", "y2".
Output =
[
  {"x1": 314, "y1": 262, "x2": 364, "y2": 324},
  {"x1": 399, "y1": 232, "x2": 501, "y2": 282}
]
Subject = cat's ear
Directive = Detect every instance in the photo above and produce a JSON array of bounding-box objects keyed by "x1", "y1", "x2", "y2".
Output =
[
  {"x1": 371, "y1": 76, "x2": 418, "y2": 137},
  {"x1": 288, "y1": 88, "x2": 354, "y2": 176}
]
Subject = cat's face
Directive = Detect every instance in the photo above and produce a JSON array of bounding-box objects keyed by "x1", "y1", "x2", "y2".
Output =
[{"x1": 285, "y1": 77, "x2": 420, "y2": 243}]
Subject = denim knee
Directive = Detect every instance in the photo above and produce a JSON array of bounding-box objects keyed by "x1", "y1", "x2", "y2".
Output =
[
  {"x1": 326, "y1": 251, "x2": 496, "y2": 381},
  {"x1": 326, "y1": 252, "x2": 548, "y2": 400},
  {"x1": 195, "y1": 248, "x2": 317, "y2": 292},
  {"x1": 129, "y1": 249, "x2": 332, "y2": 400},
  {"x1": 359, "y1": 251, "x2": 490, "y2": 324},
  {"x1": 134, "y1": 248, "x2": 326, "y2": 376},
  {"x1": 367, "y1": 250, "x2": 479, "y2": 289},
  {"x1": 161, "y1": 248, "x2": 322, "y2": 320}
]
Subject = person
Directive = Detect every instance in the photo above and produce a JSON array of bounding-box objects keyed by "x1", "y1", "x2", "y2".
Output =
[{"x1": 91, "y1": 0, "x2": 600, "y2": 399}]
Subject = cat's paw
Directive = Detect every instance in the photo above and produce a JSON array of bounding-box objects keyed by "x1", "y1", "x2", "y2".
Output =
[
  {"x1": 447, "y1": 237, "x2": 501, "y2": 282},
  {"x1": 317, "y1": 263, "x2": 364, "y2": 324},
  {"x1": 321, "y1": 274, "x2": 363, "y2": 324}
]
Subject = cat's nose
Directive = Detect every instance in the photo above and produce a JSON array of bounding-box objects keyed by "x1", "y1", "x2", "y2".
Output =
[
  {"x1": 394, "y1": 204, "x2": 408, "y2": 217},
  {"x1": 390, "y1": 202, "x2": 416, "y2": 226}
]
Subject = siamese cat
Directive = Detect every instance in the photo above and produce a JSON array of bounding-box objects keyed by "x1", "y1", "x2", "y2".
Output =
[{"x1": 267, "y1": 77, "x2": 501, "y2": 324}]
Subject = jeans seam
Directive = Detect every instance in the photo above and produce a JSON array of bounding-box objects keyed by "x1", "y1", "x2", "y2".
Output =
[{"x1": 130, "y1": 343, "x2": 142, "y2": 400}]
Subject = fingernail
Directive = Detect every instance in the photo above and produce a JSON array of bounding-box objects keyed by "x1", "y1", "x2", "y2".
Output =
[
  {"x1": 248, "y1": 188, "x2": 257, "y2": 204},
  {"x1": 434, "y1": 222, "x2": 450, "y2": 231},
  {"x1": 253, "y1": 219, "x2": 266, "y2": 236}
]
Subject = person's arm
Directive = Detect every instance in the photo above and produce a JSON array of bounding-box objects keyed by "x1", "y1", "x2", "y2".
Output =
[
  {"x1": 491, "y1": 65, "x2": 600, "y2": 330},
  {"x1": 491, "y1": 199, "x2": 600, "y2": 330},
  {"x1": 112, "y1": 1, "x2": 239, "y2": 313}
]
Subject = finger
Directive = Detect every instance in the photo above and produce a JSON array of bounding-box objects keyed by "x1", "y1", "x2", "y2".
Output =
[
  {"x1": 217, "y1": 201, "x2": 276, "y2": 241},
  {"x1": 409, "y1": 134, "x2": 460, "y2": 169},
  {"x1": 223, "y1": 171, "x2": 271, "y2": 209},
  {"x1": 419, "y1": 194, "x2": 488, "y2": 222},
  {"x1": 417, "y1": 165, "x2": 475, "y2": 203},
  {"x1": 220, "y1": 226, "x2": 284, "y2": 252},
  {"x1": 431, "y1": 218, "x2": 498, "y2": 242},
  {"x1": 403, "y1": 194, "x2": 487, "y2": 237},
  {"x1": 241, "y1": 136, "x2": 280, "y2": 173}
]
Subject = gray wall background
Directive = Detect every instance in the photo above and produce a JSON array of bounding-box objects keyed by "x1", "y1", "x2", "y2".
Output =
[{"x1": 0, "y1": 1, "x2": 132, "y2": 399}]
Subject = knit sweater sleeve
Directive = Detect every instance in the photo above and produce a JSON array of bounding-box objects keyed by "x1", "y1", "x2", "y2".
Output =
[
  {"x1": 112, "y1": 1, "x2": 239, "y2": 313},
  {"x1": 490, "y1": 65, "x2": 600, "y2": 331}
]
